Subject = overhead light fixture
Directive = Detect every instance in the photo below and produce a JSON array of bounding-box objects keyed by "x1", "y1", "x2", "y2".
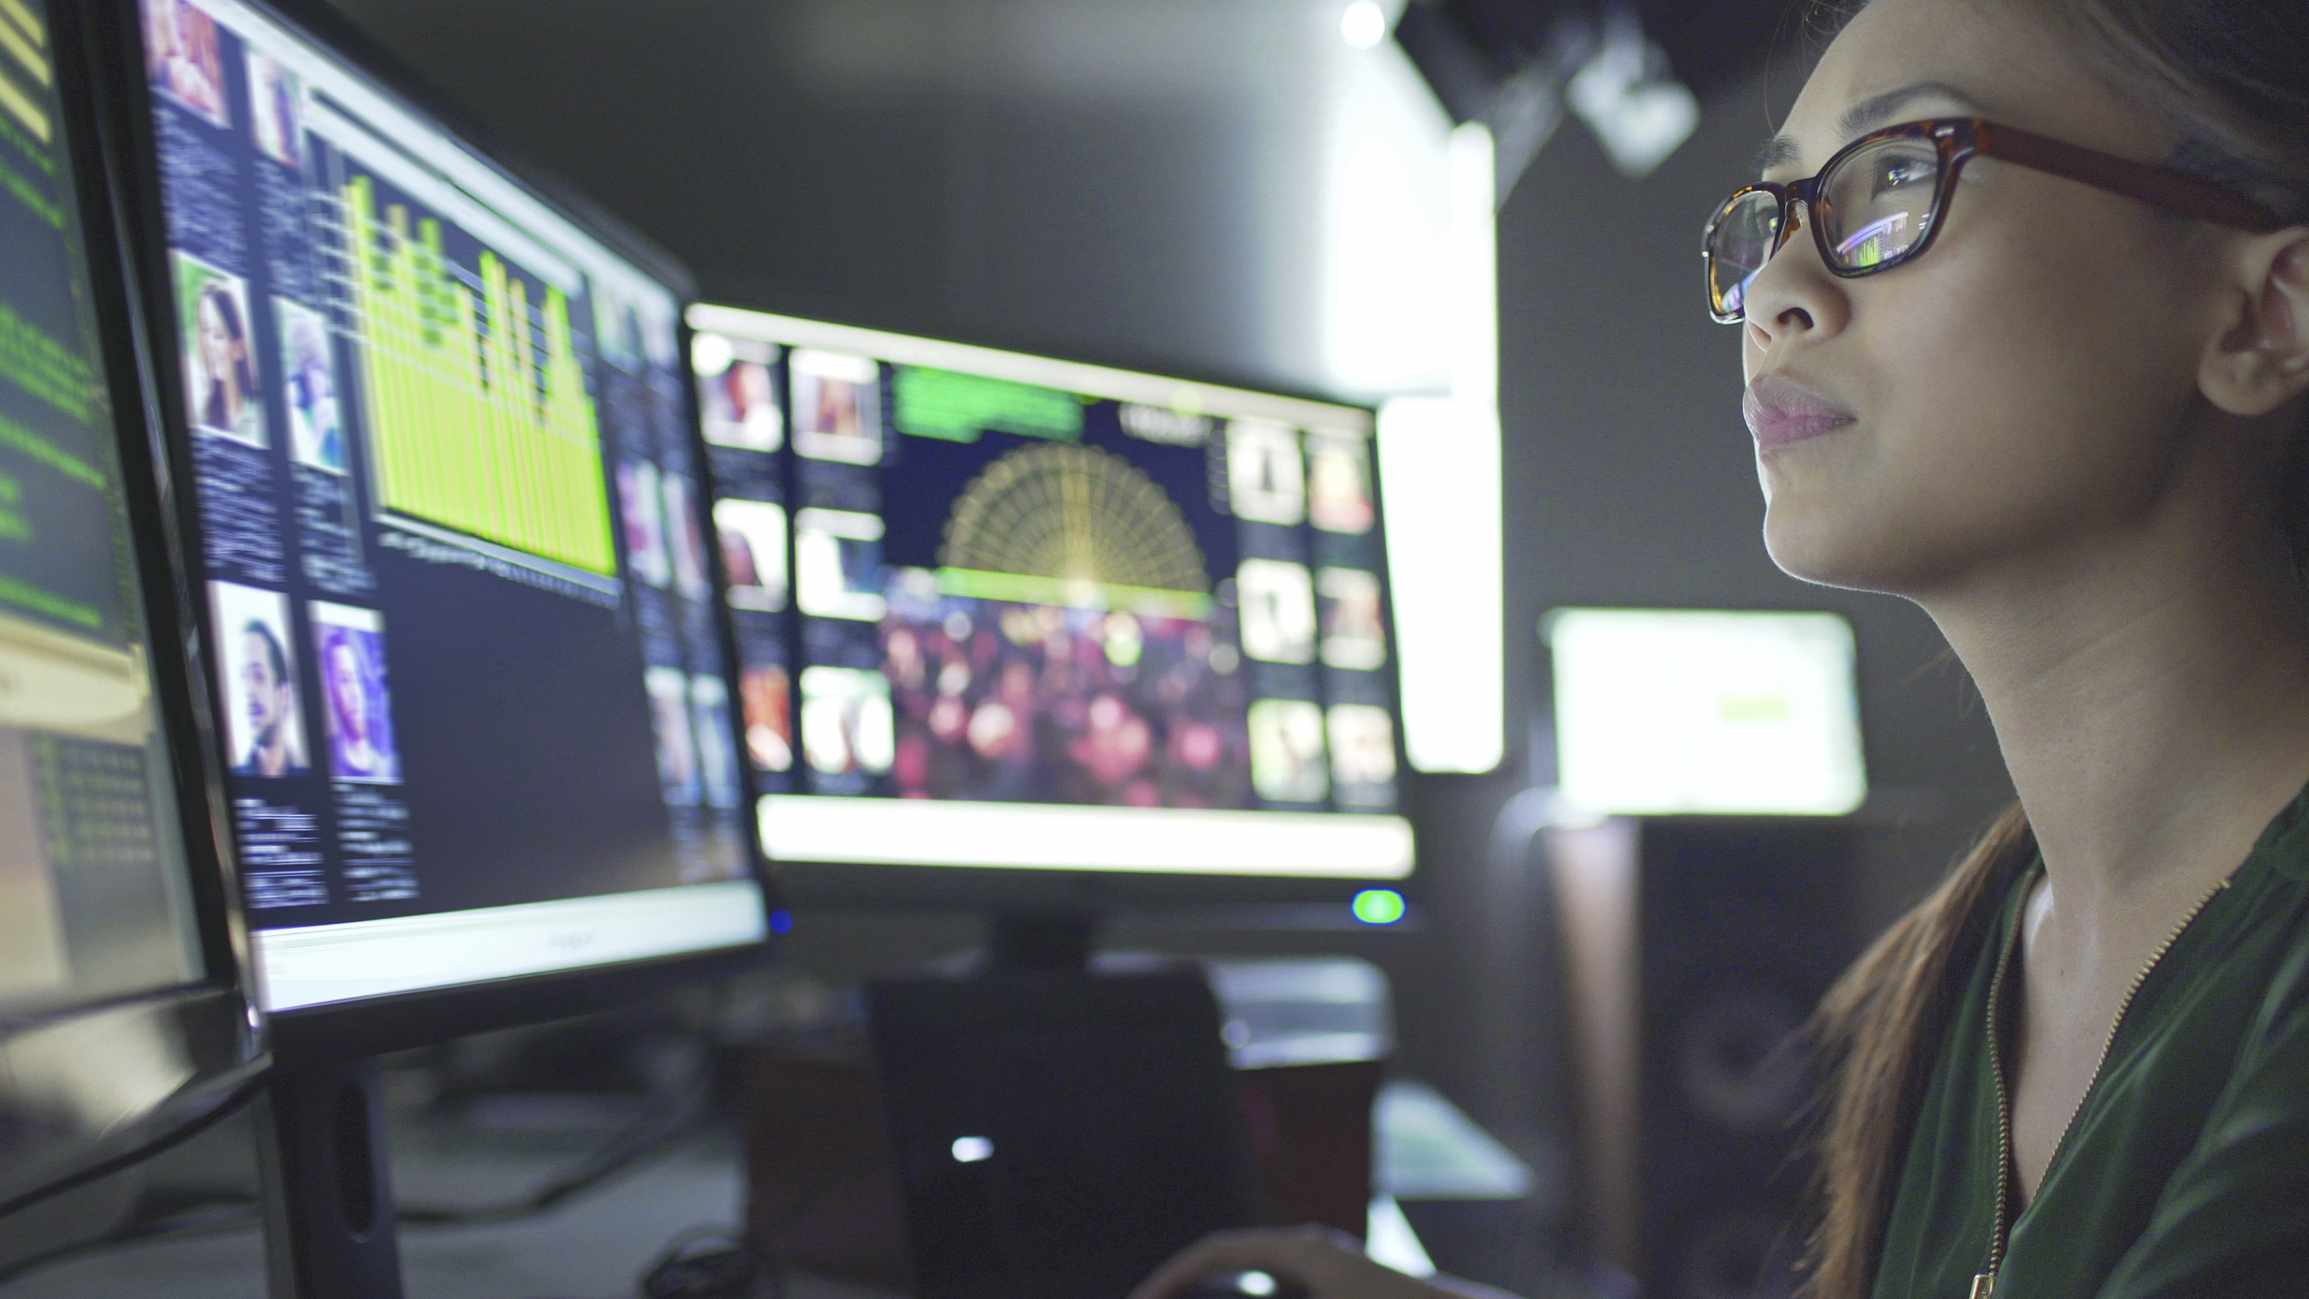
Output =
[
  {"x1": 1392, "y1": 1, "x2": 1700, "y2": 193},
  {"x1": 1391, "y1": 0, "x2": 1574, "y2": 204},
  {"x1": 1563, "y1": 6, "x2": 1698, "y2": 177}
]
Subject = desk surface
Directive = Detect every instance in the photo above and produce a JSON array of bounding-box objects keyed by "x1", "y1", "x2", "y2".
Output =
[{"x1": 11, "y1": 1125, "x2": 1435, "y2": 1298}]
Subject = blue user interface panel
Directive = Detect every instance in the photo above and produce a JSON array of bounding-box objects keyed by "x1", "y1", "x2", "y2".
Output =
[{"x1": 133, "y1": 0, "x2": 765, "y2": 1011}]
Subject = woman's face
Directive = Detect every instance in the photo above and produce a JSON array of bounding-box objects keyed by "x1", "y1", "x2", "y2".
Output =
[
  {"x1": 240, "y1": 631, "x2": 283, "y2": 736},
  {"x1": 297, "y1": 331, "x2": 332, "y2": 393},
  {"x1": 198, "y1": 294, "x2": 239, "y2": 386},
  {"x1": 1741, "y1": 0, "x2": 2234, "y2": 597},
  {"x1": 328, "y1": 642, "x2": 366, "y2": 738}
]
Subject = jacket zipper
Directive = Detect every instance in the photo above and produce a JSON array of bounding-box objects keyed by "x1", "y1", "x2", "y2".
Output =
[{"x1": 1973, "y1": 869, "x2": 2232, "y2": 1299}]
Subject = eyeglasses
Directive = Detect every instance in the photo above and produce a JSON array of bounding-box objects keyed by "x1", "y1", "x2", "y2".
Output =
[{"x1": 1702, "y1": 116, "x2": 2286, "y2": 324}]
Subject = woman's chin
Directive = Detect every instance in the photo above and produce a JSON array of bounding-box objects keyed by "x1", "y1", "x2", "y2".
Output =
[{"x1": 1761, "y1": 511, "x2": 1913, "y2": 594}]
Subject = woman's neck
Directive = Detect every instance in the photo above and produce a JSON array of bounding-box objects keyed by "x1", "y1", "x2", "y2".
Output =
[{"x1": 1923, "y1": 489, "x2": 2309, "y2": 953}]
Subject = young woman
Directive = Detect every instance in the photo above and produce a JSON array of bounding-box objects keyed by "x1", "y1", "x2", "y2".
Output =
[
  {"x1": 193, "y1": 282, "x2": 260, "y2": 443},
  {"x1": 321, "y1": 629, "x2": 392, "y2": 783},
  {"x1": 1134, "y1": 0, "x2": 2309, "y2": 1295}
]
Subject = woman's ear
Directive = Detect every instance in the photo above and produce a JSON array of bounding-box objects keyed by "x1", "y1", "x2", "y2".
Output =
[{"x1": 2203, "y1": 232, "x2": 2309, "y2": 418}]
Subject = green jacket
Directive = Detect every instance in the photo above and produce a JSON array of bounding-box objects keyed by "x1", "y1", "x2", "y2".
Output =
[{"x1": 1872, "y1": 787, "x2": 2309, "y2": 1297}]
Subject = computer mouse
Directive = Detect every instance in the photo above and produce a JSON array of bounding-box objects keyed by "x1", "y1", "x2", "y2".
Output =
[{"x1": 1176, "y1": 1271, "x2": 1312, "y2": 1299}]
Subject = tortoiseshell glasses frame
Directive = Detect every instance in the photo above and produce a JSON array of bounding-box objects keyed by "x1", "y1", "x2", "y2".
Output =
[{"x1": 1702, "y1": 116, "x2": 2287, "y2": 324}]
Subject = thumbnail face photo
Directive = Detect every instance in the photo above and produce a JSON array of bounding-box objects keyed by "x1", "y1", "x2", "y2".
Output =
[
  {"x1": 1237, "y1": 559, "x2": 1316, "y2": 665},
  {"x1": 1307, "y1": 433, "x2": 1377, "y2": 535},
  {"x1": 715, "y1": 498, "x2": 789, "y2": 613},
  {"x1": 690, "y1": 675, "x2": 743, "y2": 811},
  {"x1": 1247, "y1": 698, "x2": 1329, "y2": 804},
  {"x1": 1327, "y1": 704, "x2": 1398, "y2": 790},
  {"x1": 275, "y1": 297, "x2": 344, "y2": 473},
  {"x1": 694, "y1": 334, "x2": 784, "y2": 453},
  {"x1": 311, "y1": 602, "x2": 401, "y2": 784},
  {"x1": 663, "y1": 474, "x2": 712, "y2": 599},
  {"x1": 247, "y1": 49, "x2": 304, "y2": 170},
  {"x1": 1318, "y1": 567, "x2": 1387, "y2": 671},
  {"x1": 144, "y1": 0, "x2": 229, "y2": 128},
  {"x1": 800, "y1": 666, "x2": 895, "y2": 777},
  {"x1": 177, "y1": 254, "x2": 267, "y2": 448},
  {"x1": 645, "y1": 666, "x2": 701, "y2": 806},
  {"x1": 617, "y1": 460, "x2": 671, "y2": 588},
  {"x1": 740, "y1": 663, "x2": 795, "y2": 774},
  {"x1": 592, "y1": 286, "x2": 679, "y2": 376},
  {"x1": 790, "y1": 349, "x2": 883, "y2": 465},
  {"x1": 211, "y1": 581, "x2": 307, "y2": 780},
  {"x1": 794, "y1": 508, "x2": 886, "y2": 622},
  {"x1": 1226, "y1": 418, "x2": 1306, "y2": 526}
]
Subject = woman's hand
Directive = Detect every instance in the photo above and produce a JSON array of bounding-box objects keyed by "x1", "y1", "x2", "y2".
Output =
[{"x1": 1127, "y1": 1226, "x2": 1524, "y2": 1299}]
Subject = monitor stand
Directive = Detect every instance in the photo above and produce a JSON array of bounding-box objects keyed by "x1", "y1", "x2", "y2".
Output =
[{"x1": 256, "y1": 1055, "x2": 406, "y2": 1299}]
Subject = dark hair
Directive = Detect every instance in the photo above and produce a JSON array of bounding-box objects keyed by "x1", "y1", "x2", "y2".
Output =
[
  {"x1": 1792, "y1": 5, "x2": 2309, "y2": 1299},
  {"x1": 242, "y1": 617, "x2": 287, "y2": 688},
  {"x1": 198, "y1": 282, "x2": 255, "y2": 415}
]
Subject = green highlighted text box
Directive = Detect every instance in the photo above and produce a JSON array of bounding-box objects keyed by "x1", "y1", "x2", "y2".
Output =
[{"x1": 895, "y1": 366, "x2": 1084, "y2": 444}]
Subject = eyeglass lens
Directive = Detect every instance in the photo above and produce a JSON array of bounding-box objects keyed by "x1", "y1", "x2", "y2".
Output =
[{"x1": 1708, "y1": 134, "x2": 1942, "y2": 319}]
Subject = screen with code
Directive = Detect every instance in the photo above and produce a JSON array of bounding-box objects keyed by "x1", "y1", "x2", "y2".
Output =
[
  {"x1": 689, "y1": 305, "x2": 1414, "y2": 881},
  {"x1": 0, "y1": 0, "x2": 202, "y2": 1014},
  {"x1": 133, "y1": 0, "x2": 765, "y2": 1011}
]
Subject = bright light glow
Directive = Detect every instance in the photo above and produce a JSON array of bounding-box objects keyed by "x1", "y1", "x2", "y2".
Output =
[
  {"x1": 1448, "y1": 122, "x2": 1498, "y2": 404},
  {"x1": 951, "y1": 1136, "x2": 996, "y2": 1164},
  {"x1": 758, "y1": 796, "x2": 1415, "y2": 877},
  {"x1": 1365, "y1": 1196, "x2": 1439, "y2": 1276},
  {"x1": 1545, "y1": 608, "x2": 1868, "y2": 815},
  {"x1": 1340, "y1": 1, "x2": 1387, "y2": 49},
  {"x1": 1352, "y1": 888, "x2": 1407, "y2": 925},
  {"x1": 1380, "y1": 396, "x2": 1504, "y2": 775},
  {"x1": 1315, "y1": 20, "x2": 1455, "y2": 393},
  {"x1": 689, "y1": 330, "x2": 734, "y2": 377},
  {"x1": 1372, "y1": 122, "x2": 1504, "y2": 775},
  {"x1": 1239, "y1": 1272, "x2": 1280, "y2": 1297}
]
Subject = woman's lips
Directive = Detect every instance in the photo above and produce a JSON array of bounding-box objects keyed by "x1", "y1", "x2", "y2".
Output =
[{"x1": 1743, "y1": 377, "x2": 1857, "y2": 451}]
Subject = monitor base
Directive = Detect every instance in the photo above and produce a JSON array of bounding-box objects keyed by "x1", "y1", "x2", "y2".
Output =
[{"x1": 986, "y1": 908, "x2": 1102, "y2": 973}]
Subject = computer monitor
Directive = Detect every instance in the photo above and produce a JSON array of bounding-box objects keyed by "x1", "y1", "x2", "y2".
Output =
[
  {"x1": 0, "y1": 0, "x2": 260, "y2": 1213},
  {"x1": 103, "y1": 0, "x2": 771, "y2": 1050},
  {"x1": 1541, "y1": 606, "x2": 1868, "y2": 817},
  {"x1": 686, "y1": 305, "x2": 1416, "y2": 924}
]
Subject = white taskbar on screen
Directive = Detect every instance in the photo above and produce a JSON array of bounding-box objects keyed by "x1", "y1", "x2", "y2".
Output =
[
  {"x1": 757, "y1": 795, "x2": 1415, "y2": 878},
  {"x1": 254, "y1": 881, "x2": 767, "y2": 1011}
]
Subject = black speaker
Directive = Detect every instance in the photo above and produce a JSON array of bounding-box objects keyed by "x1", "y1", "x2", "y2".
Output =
[{"x1": 1545, "y1": 816, "x2": 1867, "y2": 1299}]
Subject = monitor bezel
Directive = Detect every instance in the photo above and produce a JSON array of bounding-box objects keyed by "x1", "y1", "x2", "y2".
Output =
[
  {"x1": 0, "y1": 0, "x2": 267, "y2": 1214},
  {"x1": 86, "y1": 0, "x2": 779, "y2": 1059},
  {"x1": 683, "y1": 302, "x2": 1421, "y2": 918}
]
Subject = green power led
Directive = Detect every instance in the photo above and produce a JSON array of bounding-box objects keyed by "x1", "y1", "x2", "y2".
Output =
[{"x1": 1352, "y1": 889, "x2": 1406, "y2": 926}]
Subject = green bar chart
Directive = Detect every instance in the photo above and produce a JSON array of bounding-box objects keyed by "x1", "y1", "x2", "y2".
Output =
[{"x1": 341, "y1": 173, "x2": 615, "y2": 576}]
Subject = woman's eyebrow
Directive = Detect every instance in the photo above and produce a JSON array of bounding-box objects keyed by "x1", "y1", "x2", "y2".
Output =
[{"x1": 1750, "y1": 80, "x2": 1987, "y2": 173}]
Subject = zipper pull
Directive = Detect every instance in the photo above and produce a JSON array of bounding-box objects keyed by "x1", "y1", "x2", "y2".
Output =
[{"x1": 1970, "y1": 1273, "x2": 1996, "y2": 1299}]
